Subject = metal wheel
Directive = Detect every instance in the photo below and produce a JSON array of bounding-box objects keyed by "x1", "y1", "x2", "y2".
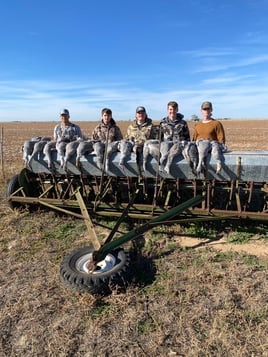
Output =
[{"x1": 60, "y1": 246, "x2": 131, "y2": 294}]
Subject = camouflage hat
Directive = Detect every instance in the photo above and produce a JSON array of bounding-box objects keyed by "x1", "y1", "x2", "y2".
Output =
[{"x1": 201, "y1": 101, "x2": 213, "y2": 110}]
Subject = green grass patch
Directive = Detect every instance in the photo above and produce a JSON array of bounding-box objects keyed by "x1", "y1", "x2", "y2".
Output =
[
  {"x1": 137, "y1": 316, "x2": 156, "y2": 335},
  {"x1": 211, "y1": 251, "x2": 236, "y2": 262},
  {"x1": 227, "y1": 231, "x2": 251, "y2": 244},
  {"x1": 41, "y1": 221, "x2": 85, "y2": 244},
  {"x1": 183, "y1": 223, "x2": 216, "y2": 239},
  {"x1": 240, "y1": 254, "x2": 265, "y2": 268},
  {"x1": 90, "y1": 301, "x2": 111, "y2": 319}
]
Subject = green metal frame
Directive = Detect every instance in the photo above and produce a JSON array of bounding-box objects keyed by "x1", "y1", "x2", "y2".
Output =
[
  {"x1": 92, "y1": 195, "x2": 204, "y2": 262},
  {"x1": 6, "y1": 168, "x2": 268, "y2": 266},
  {"x1": 37, "y1": 186, "x2": 205, "y2": 263}
]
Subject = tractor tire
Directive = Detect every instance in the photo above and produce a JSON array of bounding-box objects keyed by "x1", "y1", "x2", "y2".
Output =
[
  {"x1": 60, "y1": 246, "x2": 131, "y2": 294},
  {"x1": 6, "y1": 174, "x2": 23, "y2": 210}
]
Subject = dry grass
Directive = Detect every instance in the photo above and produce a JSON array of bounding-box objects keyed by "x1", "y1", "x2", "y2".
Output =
[
  {"x1": 0, "y1": 210, "x2": 267, "y2": 356},
  {"x1": 0, "y1": 120, "x2": 268, "y2": 356}
]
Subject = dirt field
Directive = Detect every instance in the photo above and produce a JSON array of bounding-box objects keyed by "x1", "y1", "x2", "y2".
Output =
[
  {"x1": 0, "y1": 119, "x2": 268, "y2": 267},
  {"x1": 0, "y1": 119, "x2": 268, "y2": 356},
  {"x1": 0, "y1": 119, "x2": 268, "y2": 179}
]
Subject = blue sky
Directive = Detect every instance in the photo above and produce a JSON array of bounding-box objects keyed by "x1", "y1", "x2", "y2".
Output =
[{"x1": 1, "y1": 0, "x2": 268, "y2": 121}]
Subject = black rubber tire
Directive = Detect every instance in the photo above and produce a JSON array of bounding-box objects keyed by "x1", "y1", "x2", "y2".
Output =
[
  {"x1": 60, "y1": 246, "x2": 131, "y2": 294},
  {"x1": 6, "y1": 174, "x2": 23, "y2": 210}
]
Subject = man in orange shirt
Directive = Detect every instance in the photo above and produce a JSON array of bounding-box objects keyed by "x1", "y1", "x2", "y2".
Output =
[
  {"x1": 193, "y1": 101, "x2": 227, "y2": 175},
  {"x1": 193, "y1": 101, "x2": 226, "y2": 146}
]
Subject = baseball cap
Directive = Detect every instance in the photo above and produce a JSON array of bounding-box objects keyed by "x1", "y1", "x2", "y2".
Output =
[
  {"x1": 60, "y1": 109, "x2": 69, "y2": 115},
  {"x1": 136, "y1": 106, "x2": 146, "y2": 113},
  {"x1": 201, "y1": 101, "x2": 213, "y2": 110}
]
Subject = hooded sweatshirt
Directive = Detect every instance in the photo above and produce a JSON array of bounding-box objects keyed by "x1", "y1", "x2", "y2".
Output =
[
  {"x1": 160, "y1": 113, "x2": 190, "y2": 141},
  {"x1": 126, "y1": 117, "x2": 156, "y2": 145}
]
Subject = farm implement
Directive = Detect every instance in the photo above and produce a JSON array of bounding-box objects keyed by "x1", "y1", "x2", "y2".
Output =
[{"x1": 6, "y1": 148, "x2": 268, "y2": 293}]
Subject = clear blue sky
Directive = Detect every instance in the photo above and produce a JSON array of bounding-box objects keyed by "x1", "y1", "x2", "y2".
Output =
[{"x1": 1, "y1": 0, "x2": 268, "y2": 121}]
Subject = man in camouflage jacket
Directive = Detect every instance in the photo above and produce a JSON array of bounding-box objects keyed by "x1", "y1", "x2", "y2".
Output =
[
  {"x1": 90, "y1": 108, "x2": 123, "y2": 169},
  {"x1": 160, "y1": 101, "x2": 190, "y2": 142},
  {"x1": 54, "y1": 108, "x2": 83, "y2": 142},
  {"x1": 126, "y1": 106, "x2": 157, "y2": 153},
  {"x1": 91, "y1": 108, "x2": 123, "y2": 143}
]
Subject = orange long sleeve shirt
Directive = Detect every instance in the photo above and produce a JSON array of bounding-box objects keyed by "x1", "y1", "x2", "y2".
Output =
[{"x1": 193, "y1": 119, "x2": 225, "y2": 144}]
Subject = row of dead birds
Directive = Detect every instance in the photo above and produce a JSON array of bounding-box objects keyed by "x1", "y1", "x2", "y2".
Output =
[{"x1": 22, "y1": 136, "x2": 225, "y2": 176}]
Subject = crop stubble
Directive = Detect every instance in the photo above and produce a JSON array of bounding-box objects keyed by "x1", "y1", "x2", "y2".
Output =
[
  {"x1": 0, "y1": 119, "x2": 268, "y2": 178},
  {"x1": 0, "y1": 120, "x2": 267, "y2": 356}
]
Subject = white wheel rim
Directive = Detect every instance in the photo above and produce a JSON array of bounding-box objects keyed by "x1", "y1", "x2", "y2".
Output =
[{"x1": 75, "y1": 252, "x2": 117, "y2": 274}]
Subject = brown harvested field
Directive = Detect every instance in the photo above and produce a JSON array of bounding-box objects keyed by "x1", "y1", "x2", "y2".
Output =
[
  {"x1": 0, "y1": 119, "x2": 268, "y2": 356},
  {"x1": 0, "y1": 119, "x2": 268, "y2": 180}
]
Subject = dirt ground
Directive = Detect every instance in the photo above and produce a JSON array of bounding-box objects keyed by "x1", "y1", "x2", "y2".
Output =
[
  {"x1": 176, "y1": 235, "x2": 268, "y2": 258},
  {"x1": 1, "y1": 118, "x2": 268, "y2": 260},
  {"x1": 0, "y1": 119, "x2": 268, "y2": 356},
  {"x1": 1, "y1": 117, "x2": 268, "y2": 155}
]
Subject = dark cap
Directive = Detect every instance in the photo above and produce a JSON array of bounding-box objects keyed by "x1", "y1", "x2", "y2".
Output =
[
  {"x1": 201, "y1": 101, "x2": 213, "y2": 110},
  {"x1": 60, "y1": 109, "x2": 69, "y2": 115},
  {"x1": 136, "y1": 106, "x2": 146, "y2": 113}
]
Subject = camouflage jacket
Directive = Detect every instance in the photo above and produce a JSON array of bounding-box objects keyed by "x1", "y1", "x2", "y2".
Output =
[
  {"x1": 91, "y1": 119, "x2": 123, "y2": 143},
  {"x1": 126, "y1": 118, "x2": 157, "y2": 145},
  {"x1": 160, "y1": 113, "x2": 190, "y2": 142},
  {"x1": 54, "y1": 122, "x2": 82, "y2": 142}
]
